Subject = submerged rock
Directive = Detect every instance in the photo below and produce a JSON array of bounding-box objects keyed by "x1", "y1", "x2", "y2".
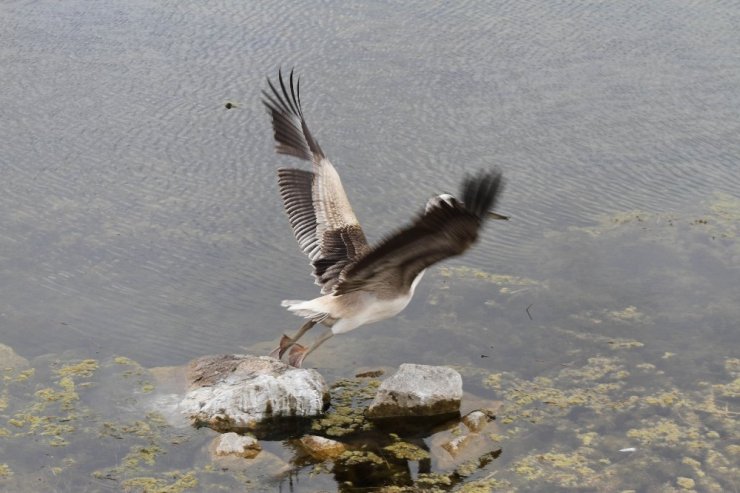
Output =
[
  {"x1": 213, "y1": 432, "x2": 261, "y2": 459},
  {"x1": 440, "y1": 432, "x2": 485, "y2": 458},
  {"x1": 461, "y1": 410, "x2": 493, "y2": 433},
  {"x1": 180, "y1": 355, "x2": 329, "y2": 432},
  {"x1": 297, "y1": 435, "x2": 347, "y2": 460},
  {"x1": 431, "y1": 410, "x2": 502, "y2": 470},
  {"x1": 0, "y1": 342, "x2": 28, "y2": 370},
  {"x1": 367, "y1": 364, "x2": 463, "y2": 418}
]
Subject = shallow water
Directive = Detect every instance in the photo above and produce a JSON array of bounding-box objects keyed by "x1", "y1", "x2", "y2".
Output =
[{"x1": 1, "y1": 0, "x2": 739, "y2": 491}]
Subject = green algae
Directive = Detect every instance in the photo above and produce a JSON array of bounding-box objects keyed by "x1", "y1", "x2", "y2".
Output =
[
  {"x1": 337, "y1": 450, "x2": 385, "y2": 466},
  {"x1": 476, "y1": 341, "x2": 739, "y2": 491},
  {"x1": 415, "y1": 472, "x2": 453, "y2": 488},
  {"x1": 114, "y1": 356, "x2": 141, "y2": 366},
  {"x1": 13, "y1": 368, "x2": 35, "y2": 383},
  {"x1": 123, "y1": 445, "x2": 163, "y2": 468},
  {"x1": 3, "y1": 359, "x2": 95, "y2": 450},
  {"x1": 112, "y1": 356, "x2": 156, "y2": 393},
  {"x1": 0, "y1": 464, "x2": 13, "y2": 478},
  {"x1": 383, "y1": 440, "x2": 430, "y2": 461},
  {"x1": 513, "y1": 451, "x2": 596, "y2": 488},
  {"x1": 311, "y1": 377, "x2": 379, "y2": 437},
  {"x1": 120, "y1": 470, "x2": 198, "y2": 493},
  {"x1": 676, "y1": 476, "x2": 696, "y2": 490},
  {"x1": 454, "y1": 473, "x2": 508, "y2": 493},
  {"x1": 56, "y1": 359, "x2": 98, "y2": 378},
  {"x1": 439, "y1": 266, "x2": 541, "y2": 288},
  {"x1": 0, "y1": 354, "x2": 207, "y2": 492}
]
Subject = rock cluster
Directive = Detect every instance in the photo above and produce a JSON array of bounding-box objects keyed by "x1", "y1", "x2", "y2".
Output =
[{"x1": 180, "y1": 355, "x2": 496, "y2": 477}]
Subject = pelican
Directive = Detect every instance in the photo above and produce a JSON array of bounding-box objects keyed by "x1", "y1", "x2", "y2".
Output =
[{"x1": 263, "y1": 69, "x2": 508, "y2": 367}]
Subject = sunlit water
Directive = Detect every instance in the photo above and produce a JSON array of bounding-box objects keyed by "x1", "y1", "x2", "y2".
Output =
[{"x1": 1, "y1": 0, "x2": 738, "y2": 491}]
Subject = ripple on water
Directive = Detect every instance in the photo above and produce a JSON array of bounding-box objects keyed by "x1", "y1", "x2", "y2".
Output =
[{"x1": 1, "y1": 0, "x2": 739, "y2": 366}]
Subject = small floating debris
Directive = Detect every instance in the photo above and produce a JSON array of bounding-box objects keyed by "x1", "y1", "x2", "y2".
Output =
[{"x1": 619, "y1": 447, "x2": 636, "y2": 452}]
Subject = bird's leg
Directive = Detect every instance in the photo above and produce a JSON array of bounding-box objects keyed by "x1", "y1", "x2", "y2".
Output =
[
  {"x1": 268, "y1": 319, "x2": 316, "y2": 360},
  {"x1": 288, "y1": 327, "x2": 334, "y2": 368}
]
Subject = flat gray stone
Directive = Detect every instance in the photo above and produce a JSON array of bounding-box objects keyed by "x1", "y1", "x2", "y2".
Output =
[
  {"x1": 180, "y1": 354, "x2": 329, "y2": 432},
  {"x1": 367, "y1": 364, "x2": 463, "y2": 418}
]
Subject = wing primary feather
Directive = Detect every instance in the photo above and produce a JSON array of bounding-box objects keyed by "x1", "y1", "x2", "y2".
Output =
[
  {"x1": 289, "y1": 69, "x2": 303, "y2": 118},
  {"x1": 264, "y1": 78, "x2": 290, "y2": 113},
  {"x1": 265, "y1": 69, "x2": 370, "y2": 292},
  {"x1": 463, "y1": 170, "x2": 503, "y2": 219},
  {"x1": 279, "y1": 69, "x2": 299, "y2": 116}
]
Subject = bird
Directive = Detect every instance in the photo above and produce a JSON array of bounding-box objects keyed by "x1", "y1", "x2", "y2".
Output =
[{"x1": 262, "y1": 69, "x2": 508, "y2": 368}]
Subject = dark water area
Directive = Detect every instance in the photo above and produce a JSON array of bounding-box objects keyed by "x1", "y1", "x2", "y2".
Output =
[{"x1": 1, "y1": 0, "x2": 739, "y2": 491}]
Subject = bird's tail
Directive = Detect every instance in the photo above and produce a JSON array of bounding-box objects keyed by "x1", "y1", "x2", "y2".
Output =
[{"x1": 281, "y1": 299, "x2": 329, "y2": 322}]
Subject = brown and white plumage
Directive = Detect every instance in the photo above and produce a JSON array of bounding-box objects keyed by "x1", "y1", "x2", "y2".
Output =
[
  {"x1": 263, "y1": 69, "x2": 507, "y2": 367},
  {"x1": 263, "y1": 70, "x2": 370, "y2": 295}
]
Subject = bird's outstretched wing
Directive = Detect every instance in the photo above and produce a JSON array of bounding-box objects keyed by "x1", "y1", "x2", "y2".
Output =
[
  {"x1": 263, "y1": 69, "x2": 370, "y2": 293},
  {"x1": 335, "y1": 171, "x2": 504, "y2": 296}
]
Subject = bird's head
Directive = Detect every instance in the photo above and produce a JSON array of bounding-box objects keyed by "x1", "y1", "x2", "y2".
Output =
[
  {"x1": 425, "y1": 193, "x2": 509, "y2": 220},
  {"x1": 425, "y1": 193, "x2": 458, "y2": 212}
]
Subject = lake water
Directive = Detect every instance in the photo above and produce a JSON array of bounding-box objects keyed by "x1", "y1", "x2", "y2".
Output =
[{"x1": 1, "y1": 0, "x2": 738, "y2": 491}]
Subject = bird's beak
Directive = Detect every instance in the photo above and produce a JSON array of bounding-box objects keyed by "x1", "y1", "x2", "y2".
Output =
[{"x1": 487, "y1": 211, "x2": 510, "y2": 220}]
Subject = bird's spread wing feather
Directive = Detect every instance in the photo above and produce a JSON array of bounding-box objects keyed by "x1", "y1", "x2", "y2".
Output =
[
  {"x1": 335, "y1": 171, "x2": 504, "y2": 296},
  {"x1": 264, "y1": 69, "x2": 370, "y2": 293}
]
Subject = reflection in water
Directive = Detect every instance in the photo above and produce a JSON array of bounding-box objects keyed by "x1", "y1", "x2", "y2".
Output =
[{"x1": 1, "y1": 0, "x2": 739, "y2": 490}]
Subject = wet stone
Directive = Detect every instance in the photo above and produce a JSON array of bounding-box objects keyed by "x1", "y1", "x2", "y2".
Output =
[
  {"x1": 462, "y1": 410, "x2": 492, "y2": 432},
  {"x1": 441, "y1": 432, "x2": 484, "y2": 458},
  {"x1": 367, "y1": 364, "x2": 463, "y2": 418},
  {"x1": 214, "y1": 432, "x2": 261, "y2": 459},
  {"x1": 297, "y1": 435, "x2": 347, "y2": 460},
  {"x1": 179, "y1": 355, "x2": 329, "y2": 433}
]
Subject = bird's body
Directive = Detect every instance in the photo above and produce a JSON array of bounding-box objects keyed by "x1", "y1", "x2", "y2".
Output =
[
  {"x1": 282, "y1": 269, "x2": 425, "y2": 334},
  {"x1": 262, "y1": 69, "x2": 507, "y2": 367}
]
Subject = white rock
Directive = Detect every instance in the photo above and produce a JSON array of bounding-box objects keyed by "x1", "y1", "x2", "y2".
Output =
[
  {"x1": 214, "y1": 432, "x2": 261, "y2": 459},
  {"x1": 367, "y1": 364, "x2": 463, "y2": 418},
  {"x1": 180, "y1": 355, "x2": 329, "y2": 432}
]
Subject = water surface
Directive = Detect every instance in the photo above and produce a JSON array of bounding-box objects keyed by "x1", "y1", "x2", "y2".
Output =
[{"x1": 1, "y1": 0, "x2": 738, "y2": 491}]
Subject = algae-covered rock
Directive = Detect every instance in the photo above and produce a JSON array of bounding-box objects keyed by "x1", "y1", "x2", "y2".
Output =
[
  {"x1": 180, "y1": 355, "x2": 329, "y2": 432},
  {"x1": 367, "y1": 364, "x2": 462, "y2": 418}
]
